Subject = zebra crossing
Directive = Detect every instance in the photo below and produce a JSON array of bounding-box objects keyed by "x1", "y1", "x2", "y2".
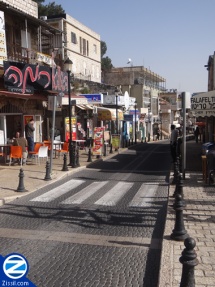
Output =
[{"x1": 30, "y1": 179, "x2": 166, "y2": 207}]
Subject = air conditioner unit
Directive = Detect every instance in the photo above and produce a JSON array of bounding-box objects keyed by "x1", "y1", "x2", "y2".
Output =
[{"x1": 40, "y1": 16, "x2": 47, "y2": 21}]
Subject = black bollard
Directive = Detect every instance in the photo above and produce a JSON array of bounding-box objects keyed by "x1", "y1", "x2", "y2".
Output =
[
  {"x1": 172, "y1": 160, "x2": 179, "y2": 185},
  {"x1": 104, "y1": 143, "x2": 107, "y2": 156},
  {"x1": 141, "y1": 137, "x2": 143, "y2": 143},
  {"x1": 128, "y1": 139, "x2": 130, "y2": 146},
  {"x1": 173, "y1": 170, "x2": 181, "y2": 197},
  {"x1": 44, "y1": 161, "x2": 52, "y2": 181},
  {"x1": 131, "y1": 138, "x2": 133, "y2": 145},
  {"x1": 76, "y1": 146, "x2": 80, "y2": 167},
  {"x1": 87, "y1": 146, "x2": 92, "y2": 162},
  {"x1": 16, "y1": 168, "x2": 26, "y2": 192},
  {"x1": 71, "y1": 144, "x2": 76, "y2": 168},
  {"x1": 177, "y1": 174, "x2": 184, "y2": 198},
  {"x1": 170, "y1": 193, "x2": 189, "y2": 241},
  {"x1": 109, "y1": 143, "x2": 113, "y2": 154},
  {"x1": 145, "y1": 137, "x2": 146, "y2": 143},
  {"x1": 125, "y1": 139, "x2": 128, "y2": 148},
  {"x1": 179, "y1": 237, "x2": 199, "y2": 287},
  {"x1": 62, "y1": 153, "x2": 69, "y2": 171}
]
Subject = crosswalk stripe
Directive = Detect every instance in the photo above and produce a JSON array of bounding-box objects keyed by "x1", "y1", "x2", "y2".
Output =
[
  {"x1": 61, "y1": 181, "x2": 108, "y2": 204},
  {"x1": 129, "y1": 183, "x2": 159, "y2": 207},
  {"x1": 30, "y1": 179, "x2": 85, "y2": 202},
  {"x1": 94, "y1": 182, "x2": 133, "y2": 206}
]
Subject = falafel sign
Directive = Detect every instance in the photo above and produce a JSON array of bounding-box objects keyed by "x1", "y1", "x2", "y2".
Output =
[{"x1": 191, "y1": 92, "x2": 215, "y2": 117}]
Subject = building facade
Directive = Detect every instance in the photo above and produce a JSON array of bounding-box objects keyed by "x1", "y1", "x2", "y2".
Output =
[
  {"x1": 103, "y1": 66, "x2": 166, "y2": 140},
  {"x1": 46, "y1": 14, "x2": 101, "y2": 84}
]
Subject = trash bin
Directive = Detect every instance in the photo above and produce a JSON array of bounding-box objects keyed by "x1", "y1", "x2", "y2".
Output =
[{"x1": 202, "y1": 142, "x2": 215, "y2": 155}]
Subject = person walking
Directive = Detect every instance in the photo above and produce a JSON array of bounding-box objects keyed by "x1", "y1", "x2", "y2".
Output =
[
  {"x1": 13, "y1": 131, "x2": 28, "y2": 164},
  {"x1": 157, "y1": 129, "x2": 161, "y2": 140},
  {"x1": 194, "y1": 126, "x2": 200, "y2": 143},
  {"x1": 170, "y1": 124, "x2": 179, "y2": 163},
  {"x1": 25, "y1": 118, "x2": 35, "y2": 157}
]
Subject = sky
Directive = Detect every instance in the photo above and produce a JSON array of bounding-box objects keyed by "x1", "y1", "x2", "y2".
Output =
[{"x1": 43, "y1": 0, "x2": 215, "y2": 94}]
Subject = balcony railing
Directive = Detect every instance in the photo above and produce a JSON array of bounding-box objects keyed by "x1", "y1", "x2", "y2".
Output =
[{"x1": 6, "y1": 44, "x2": 63, "y2": 68}]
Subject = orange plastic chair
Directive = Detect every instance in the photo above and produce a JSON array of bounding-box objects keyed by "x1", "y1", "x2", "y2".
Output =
[
  {"x1": 43, "y1": 141, "x2": 51, "y2": 151},
  {"x1": 58, "y1": 142, "x2": 69, "y2": 158},
  {"x1": 9, "y1": 146, "x2": 23, "y2": 166},
  {"x1": 28, "y1": 143, "x2": 43, "y2": 156}
]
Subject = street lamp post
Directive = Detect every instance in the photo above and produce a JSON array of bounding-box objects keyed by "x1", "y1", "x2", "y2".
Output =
[
  {"x1": 134, "y1": 101, "x2": 137, "y2": 144},
  {"x1": 115, "y1": 94, "x2": 118, "y2": 134},
  {"x1": 64, "y1": 57, "x2": 73, "y2": 166},
  {"x1": 159, "y1": 110, "x2": 163, "y2": 140}
]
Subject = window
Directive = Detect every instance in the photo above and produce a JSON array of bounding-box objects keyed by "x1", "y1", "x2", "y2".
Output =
[
  {"x1": 80, "y1": 37, "x2": 89, "y2": 56},
  {"x1": 80, "y1": 37, "x2": 82, "y2": 53},
  {"x1": 71, "y1": 32, "x2": 77, "y2": 44},
  {"x1": 93, "y1": 44, "x2": 97, "y2": 54}
]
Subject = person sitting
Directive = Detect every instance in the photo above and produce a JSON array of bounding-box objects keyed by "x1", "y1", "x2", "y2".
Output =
[{"x1": 13, "y1": 131, "x2": 28, "y2": 165}]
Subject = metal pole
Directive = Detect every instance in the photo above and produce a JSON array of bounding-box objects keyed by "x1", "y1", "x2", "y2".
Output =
[
  {"x1": 134, "y1": 102, "x2": 137, "y2": 144},
  {"x1": 116, "y1": 94, "x2": 118, "y2": 134},
  {"x1": 49, "y1": 95, "x2": 56, "y2": 173},
  {"x1": 182, "y1": 92, "x2": 186, "y2": 179},
  {"x1": 160, "y1": 111, "x2": 163, "y2": 140},
  {"x1": 67, "y1": 70, "x2": 73, "y2": 166}
]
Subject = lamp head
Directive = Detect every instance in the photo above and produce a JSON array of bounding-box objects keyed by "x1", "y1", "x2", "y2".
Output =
[{"x1": 64, "y1": 57, "x2": 73, "y2": 72}]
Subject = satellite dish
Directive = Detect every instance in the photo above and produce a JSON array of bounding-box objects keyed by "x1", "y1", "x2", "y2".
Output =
[
  {"x1": 105, "y1": 95, "x2": 113, "y2": 104},
  {"x1": 127, "y1": 58, "x2": 132, "y2": 64}
]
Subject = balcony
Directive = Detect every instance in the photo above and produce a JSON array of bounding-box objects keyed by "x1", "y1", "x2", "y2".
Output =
[{"x1": 5, "y1": 44, "x2": 63, "y2": 68}]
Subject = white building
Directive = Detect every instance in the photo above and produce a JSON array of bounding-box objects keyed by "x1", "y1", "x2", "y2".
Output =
[{"x1": 46, "y1": 14, "x2": 101, "y2": 83}]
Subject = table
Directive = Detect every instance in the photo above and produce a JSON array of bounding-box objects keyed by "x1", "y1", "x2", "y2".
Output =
[{"x1": 53, "y1": 141, "x2": 64, "y2": 158}]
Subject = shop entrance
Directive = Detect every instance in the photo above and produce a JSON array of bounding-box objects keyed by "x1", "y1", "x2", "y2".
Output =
[{"x1": 0, "y1": 114, "x2": 23, "y2": 143}]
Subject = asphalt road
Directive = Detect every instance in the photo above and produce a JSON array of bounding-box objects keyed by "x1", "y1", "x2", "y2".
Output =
[{"x1": 0, "y1": 141, "x2": 172, "y2": 287}]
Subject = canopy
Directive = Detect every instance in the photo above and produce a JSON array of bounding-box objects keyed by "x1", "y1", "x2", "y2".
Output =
[
  {"x1": 97, "y1": 107, "x2": 123, "y2": 121},
  {"x1": 191, "y1": 91, "x2": 215, "y2": 117}
]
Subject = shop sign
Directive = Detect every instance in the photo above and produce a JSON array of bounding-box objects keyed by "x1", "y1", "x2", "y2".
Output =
[
  {"x1": 0, "y1": 11, "x2": 7, "y2": 66},
  {"x1": 112, "y1": 134, "x2": 120, "y2": 149},
  {"x1": 4, "y1": 61, "x2": 52, "y2": 94},
  {"x1": 191, "y1": 95, "x2": 215, "y2": 110},
  {"x1": 65, "y1": 117, "x2": 77, "y2": 141},
  {"x1": 52, "y1": 67, "x2": 68, "y2": 93},
  {"x1": 80, "y1": 94, "x2": 103, "y2": 104},
  {"x1": 124, "y1": 114, "x2": 133, "y2": 121},
  {"x1": 92, "y1": 127, "x2": 104, "y2": 155}
]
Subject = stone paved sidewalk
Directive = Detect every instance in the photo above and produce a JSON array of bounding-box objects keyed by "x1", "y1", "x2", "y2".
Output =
[{"x1": 159, "y1": 171, "x2": 215, "y2": 287}]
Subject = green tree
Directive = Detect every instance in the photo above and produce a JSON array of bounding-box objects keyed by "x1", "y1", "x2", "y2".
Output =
[
  {"x1": 101, "y1": 56, "x2": 113, "y2": 73},
  {"x1": 101, "y1": 41, "x2": 107, "y2": 58},
  {"x1": 101, "y1": 41, "x2": 113, "y2": 72},
  {"x1": 33, "y1": 0, "x2": 65, "y2": 17}
]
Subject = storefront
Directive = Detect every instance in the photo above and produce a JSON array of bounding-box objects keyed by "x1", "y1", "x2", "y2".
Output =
[
  {"x1": 97, "y1": 107, "x2": 124, "y2": 134},
  {"x1": 0, "y1": 93, "x2": 46, "y2": 144},
  {"x1": 191, "y1": 91, "x2": 215, "y2": 142}
]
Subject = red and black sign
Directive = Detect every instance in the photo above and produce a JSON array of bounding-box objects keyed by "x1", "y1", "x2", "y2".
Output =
[{"x1": 4, "y1": 61, "x2": 52, "y2": 94}]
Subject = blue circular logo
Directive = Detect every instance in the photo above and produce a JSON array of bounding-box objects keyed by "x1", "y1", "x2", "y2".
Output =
[{"x1": 3, "y1": 253, "x2": 28, "y2": 279}]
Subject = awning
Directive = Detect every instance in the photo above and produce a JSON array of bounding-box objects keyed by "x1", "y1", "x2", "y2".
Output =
[
  {"x1": 0, "y1": 90, "x2": 47, "y2": 100},
  {"x1": 97, "y1": 107, "x2": 123, "y2": 121},
  {"x1": 196, "y1": 121, "x2": 206, "y2": 127},
  {"x1": 191, "y1": 91, "x2": 215, "y2": 117},
  {"x1": 62, "y1": 94, "x2": 88, "y2": 105},
  {"x1": 76, "y1": 104, "x2": 93, "y2": 110}
]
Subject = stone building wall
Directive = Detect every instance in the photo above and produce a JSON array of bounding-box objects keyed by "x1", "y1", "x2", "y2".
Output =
[{"x1": 0, "y1": 0, "x2": 38, "y2": 18}]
